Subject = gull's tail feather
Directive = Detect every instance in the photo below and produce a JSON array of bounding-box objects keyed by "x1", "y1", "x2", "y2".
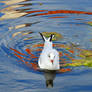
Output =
[
  {"x1": 46, "y1": 80, "x2": 53, "y2": 88},
  {"x1": 39, "y1": 32, "x2": 54, "y2": 42},
  {"x1": 39, "y1": 32, "x2": 46, "y2": 41},
  {"x1": 49, "y1": 34, "x2": 54, "y2": 42}
]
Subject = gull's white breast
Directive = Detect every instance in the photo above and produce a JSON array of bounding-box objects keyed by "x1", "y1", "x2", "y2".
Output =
[{"x1": 38, "y1": 49, "x2": 60, "y2": 70}]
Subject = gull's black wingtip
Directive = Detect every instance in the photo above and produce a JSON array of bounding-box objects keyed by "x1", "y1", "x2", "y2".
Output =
[
  {"x1": 39, "y1": 32, "x2": 45, "y2": 41},
  {"x1": 49, "y1": 34, "x2": 54, "y2": 42}
]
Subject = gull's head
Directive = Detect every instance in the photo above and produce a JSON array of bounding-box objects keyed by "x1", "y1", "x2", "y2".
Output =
[{"x1": 48, "y1": 52, "x2": 55, "y2": 64}]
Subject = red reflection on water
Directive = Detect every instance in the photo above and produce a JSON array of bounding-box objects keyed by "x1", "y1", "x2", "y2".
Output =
[
  {"x1": 34, "y1": 10, "x2": 92, "y2": 16},
  {"x1": 68, "y1": 50, "x2": 74, "y2": 54},
  {"x1": 10, "y1": 48, "x2": 26, "y2": 56},
  {"x1": 59, "y1": 68, "x2": 71, "y2": 72}
]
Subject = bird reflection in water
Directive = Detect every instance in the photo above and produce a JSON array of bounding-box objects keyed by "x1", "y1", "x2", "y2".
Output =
[
  {"x1": 38, "y1": 69, "x2": 56, "y2": 88},
  {"x1": 44, "y1": 70, "x2": 56, "y2": 88},
  {"x1": 38, "y1": 68, "x2": 71, "y2": 88}
]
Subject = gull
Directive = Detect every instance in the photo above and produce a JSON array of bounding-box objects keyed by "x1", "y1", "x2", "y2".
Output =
[{"x1": 38, "y1": 32, "x2": 60, "y2": 70}]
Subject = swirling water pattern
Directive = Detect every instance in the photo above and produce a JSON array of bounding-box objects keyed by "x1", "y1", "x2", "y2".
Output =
[{"x1": 0, "y1": 0, "x2": 92, "y2": 91}]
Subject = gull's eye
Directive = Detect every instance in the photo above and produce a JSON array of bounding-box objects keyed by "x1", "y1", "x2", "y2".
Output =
[{"x1": 48, "y1": 55, "x2": 50, "y2": 58}]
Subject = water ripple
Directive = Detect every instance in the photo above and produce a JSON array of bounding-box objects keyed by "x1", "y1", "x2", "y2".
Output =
[{"x1": 1, "y1": 0, "x2": 92, "y2": 90}]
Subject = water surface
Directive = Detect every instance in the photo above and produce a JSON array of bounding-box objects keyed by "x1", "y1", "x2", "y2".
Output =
[{"x1": 0, "y1": 0, "x2": 92, "y2": 92}]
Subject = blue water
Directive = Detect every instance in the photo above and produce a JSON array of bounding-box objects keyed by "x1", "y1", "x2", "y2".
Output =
[{"x1": 0, "y1": 0, "x2": 92, "y2": 92}]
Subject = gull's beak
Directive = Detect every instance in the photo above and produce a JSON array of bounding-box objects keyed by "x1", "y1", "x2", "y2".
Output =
[{"x1": 51, "y1": 60, "x2": 53, "y2": 64}]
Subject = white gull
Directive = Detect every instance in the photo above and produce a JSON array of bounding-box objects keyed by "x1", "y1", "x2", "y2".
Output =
[{"x1": 38, "y1": 33, "x2": 60, "y2": 70}]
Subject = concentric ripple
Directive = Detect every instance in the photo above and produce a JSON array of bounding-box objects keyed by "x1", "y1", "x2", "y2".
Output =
[
  {"x1": 1, "y1": 0, "x2": 92, "y2": 90},
  {"x1": 0, "y1": 34, "x2": 75, "y2": 73},
  {"x1": 0, "y1": 0, "x2": 92, "y2": 92}
]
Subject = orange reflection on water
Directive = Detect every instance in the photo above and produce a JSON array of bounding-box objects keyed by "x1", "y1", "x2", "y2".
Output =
[
  {"x1": 36, "y1": 10, "x2": 92, "y2": 16},
  {"x1": 59, "y1": 68, "x2": 71, "y2": 73},
  {"x1": 10, "y1": 48, "x2": 26, "y2": 56}
]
